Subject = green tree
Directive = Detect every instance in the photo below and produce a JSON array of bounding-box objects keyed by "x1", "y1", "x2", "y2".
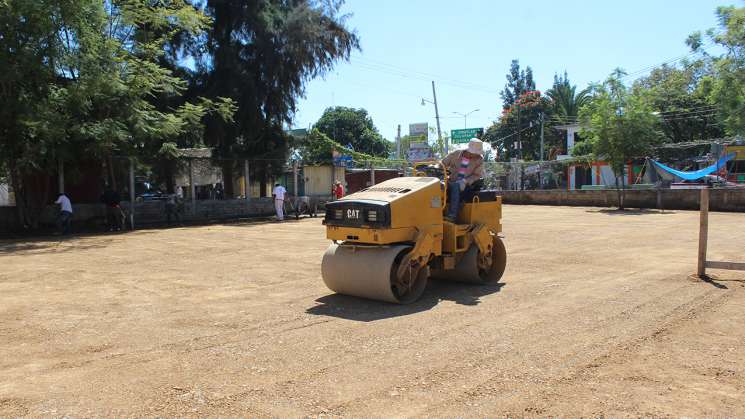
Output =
[
  {"x1": 0, "y1": 0, "x2": 232, "y2": 227},
  {"x1": 294, "y1": 129, "x2": 335, "y2": 164},
  {"x1": 689, "y1": 5, "x2": 745, "y2": 135},
  {"x1": 633, "y1": 61, "x2": 722, "y2": 145},
  {"x1": 295, "y1": 128, "x2": 392, "y2": 164},
  {"x1": 186, "y1": 0, "x2": 359, "y2": 197},
  {"x1": 500, "y1": 59, "x2": 535, "y2": 109},
  {"x1": 484, "y1": 90, "x2": 561, "y2": 162},
  {"x1": 576, "y1": 70, "x2": 661, "y2": 209},
  {"x1": 546, "y1": 71, "x2": 591, "y2": 121},
  {"x1": 314, "y1": 106, "x2": 391, "y2": 156},
  {"x1": 486, "y1": 62, "x2": 569, "y2": 162}
]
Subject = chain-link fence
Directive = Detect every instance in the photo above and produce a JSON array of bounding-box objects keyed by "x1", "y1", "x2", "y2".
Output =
[{"x1": 0, "y1": 148, "x2": 658, "y2": 234}]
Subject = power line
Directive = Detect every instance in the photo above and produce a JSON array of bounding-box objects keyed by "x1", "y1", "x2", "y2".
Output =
[
  {"x1": 490, "y1": 124, "x2": 536, "y2": 143},
  {"x1": 655, "y1": 104, "x2": 717, "y2": 115},
  {"x1": 663, "y1": 113, "x2": 717, "y2": 122},
  {"x1": 351, "y1": 62, "x2": 499, "y2": 96},
  {"x1": 351, "y1": 56, "x2": 500, "y2": 93},
  {"x1": 620, "y1": 41, "x2": 713, "y2": 80},
  {"x1": 340, "y1": 79, "x2": 423, "y2": 99},
  {"x1": 661, "y1": 110, "x2": 718, "y2": 118},
  {"x1": 654, "y1": 136, "x2": 739, "y2": 149},
  {"x1": 499, "y1": 109, "x2": 721, "y2": 128}
]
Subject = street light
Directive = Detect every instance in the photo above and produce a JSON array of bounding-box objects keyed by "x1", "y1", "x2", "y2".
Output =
[{"x1": 453, "y1": 109, "x2": 480, "y2": 128}]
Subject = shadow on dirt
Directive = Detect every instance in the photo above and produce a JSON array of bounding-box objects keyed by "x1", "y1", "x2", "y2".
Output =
[
  {"x1": 306, "y1": 279, "x2": 505, "y2": 322},
  {"x1": 688, "y1": 273, "x2": 729, "y2": 289},
  {"x1": 0, "y1": 237, "x2": 113, "y2": 255},
  {"x1": 586, "y1": 208, "x2": 675, "y2": 216}
]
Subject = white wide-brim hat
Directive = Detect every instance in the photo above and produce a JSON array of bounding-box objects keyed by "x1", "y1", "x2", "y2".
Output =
[{"x1": 467, "y1": 138, "x2": 484, "y2": 155}]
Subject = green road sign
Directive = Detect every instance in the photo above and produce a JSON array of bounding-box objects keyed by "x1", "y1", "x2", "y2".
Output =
[
  {"x1": 286, "y1": 128, "x2": 308, "y2": 138},
  {"x1": 451, "y1": 128, "x2": 483, "y2": 144}
]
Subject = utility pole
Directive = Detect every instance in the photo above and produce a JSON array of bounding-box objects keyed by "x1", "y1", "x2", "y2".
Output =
[
  {"x1": 539, "y1": 112, "x2": 545, "y2": 161},
  {"x1": 516, "y1": 103, "x2": 523, "y2": 190},
  {"x1": 539, "y1": 112, "x2": 544, "y2": 189},
  {"x1": 293, "y1": 160, "x2": 299, "y2": 209},
  {"x1": 431, "y1": 81, "x2": 444, "y2": 154},
  {"x1": 516, "y1": 103, "x2": 522, "y2": 161},
  {"x1": 396, "y1": 124, "x2": 402, "y2": 160}
]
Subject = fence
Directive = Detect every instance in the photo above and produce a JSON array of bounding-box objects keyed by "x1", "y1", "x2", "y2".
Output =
[
  {"x1": 3, "y1": 152, "x2": 745, "y2": 235},
  {"x1": 696, "y1": 188, "x2": 745, "y2": 278}
]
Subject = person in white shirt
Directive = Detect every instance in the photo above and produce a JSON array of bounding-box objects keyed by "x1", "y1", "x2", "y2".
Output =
[
  {"x1": 54, "y1": 193, "x2": 73, "y2": 235},
  {"x1": 272, "y1": 183, "x2": 287, "y2": 221}
]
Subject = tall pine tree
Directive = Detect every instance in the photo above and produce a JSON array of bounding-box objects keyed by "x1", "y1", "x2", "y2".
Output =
[
  {"x1": 182, "y1": 0, "x2": 359, "y2": 196},
  {"x1": 500, "y1": 59, "x2": 536, "y2": 109}
]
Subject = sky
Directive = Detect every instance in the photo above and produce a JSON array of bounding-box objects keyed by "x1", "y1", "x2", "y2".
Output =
[{"x1": 292, "y1": 0, "x2": 729, "y2": 148}]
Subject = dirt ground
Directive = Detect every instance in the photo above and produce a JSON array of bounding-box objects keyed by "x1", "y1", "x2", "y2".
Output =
[{"x1": 1, "y1": 205, "x2": 744, "y2": 418}]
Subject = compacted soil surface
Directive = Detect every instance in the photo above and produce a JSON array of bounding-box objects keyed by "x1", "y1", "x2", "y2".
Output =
[{"x1": 1, "y1": 205, "x2": 744, "y2": 417}]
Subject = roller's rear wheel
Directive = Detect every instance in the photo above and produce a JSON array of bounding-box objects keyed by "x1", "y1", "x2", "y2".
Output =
[
  {"x1": 479, "y1": 236, "x2": 507, "y2": 283},
  {"x1": 432, "y1": 236, "x2": 507, "y2": 284}
]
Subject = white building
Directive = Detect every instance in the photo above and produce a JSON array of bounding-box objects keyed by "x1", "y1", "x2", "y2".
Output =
[
  {"x1": 554, "y1": 123, "x2": 645, "y2": 190},
  {"x1": 0, "y1": 183, "x2": 13, "y2": 206}
]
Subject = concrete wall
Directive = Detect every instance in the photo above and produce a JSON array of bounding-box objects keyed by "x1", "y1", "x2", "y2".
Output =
[
  {"x1": 345, "y1": 169, "x2": 401, "y2": 194},
  {"x1": 303, "y1": 166, "x2": 344, "y2": 197},
  {"x1": 0, "y1": 198, "x2": 286, "y2": 235},
  {"x1": 5, "y1": 188, "x2": 742, "y2": 235},
  {"x1": 500, "y1": 189, "x2": 745, "y2": 212}
]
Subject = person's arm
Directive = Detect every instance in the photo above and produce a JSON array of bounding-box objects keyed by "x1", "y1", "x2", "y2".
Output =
[
  {"x1": 441, "y1": 150, "x2": 456, "y2": 168},
  {"x1": 465, "y1": 159, "x2": 484, "y2": 185},
  {"x1": 441, "y1": 151, "x2": 459, "y2": 182}
]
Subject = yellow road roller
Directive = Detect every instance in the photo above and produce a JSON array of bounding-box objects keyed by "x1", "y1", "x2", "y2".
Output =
[{"x1": 321, "y1": 163, "x2": 506, "y2": 304}]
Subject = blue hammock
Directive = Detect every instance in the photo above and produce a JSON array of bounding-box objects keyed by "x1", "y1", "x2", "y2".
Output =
[{"x1": 650, "y1": 153, "x2": 736, "y2": 181}]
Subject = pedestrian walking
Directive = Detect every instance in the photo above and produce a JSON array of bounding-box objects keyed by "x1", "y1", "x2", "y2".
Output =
[
  {"x1": 55, "y1": 193, "x2": 73, "y2": 235},
  {"x1": 272, "y1": 183, "x2": 286, "y2": 221}
]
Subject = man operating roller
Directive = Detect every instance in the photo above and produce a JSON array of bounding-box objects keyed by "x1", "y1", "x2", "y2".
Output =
[{"x1": 441, "y1": 138, "x2": 484, "y2": 222}]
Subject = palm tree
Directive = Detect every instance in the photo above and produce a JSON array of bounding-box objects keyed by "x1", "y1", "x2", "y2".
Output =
[{"x1": 546, "y1": 72, "x2": 591, "y2": 122}]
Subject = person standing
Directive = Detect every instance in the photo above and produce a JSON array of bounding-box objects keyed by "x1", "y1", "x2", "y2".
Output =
[
  {"x1": 333, "y1": 180, "x2": 345, "y2": 200},
  {"x1": 214, "y1": 182, "x2": 225, "y2": 200},
  {"x1": 55, "y1": 193, "x2": 73, "y2": 235},
  {"x1": 272, "y1": 183, "x2": 287, "y2": 221},
  {"x1": 164, "y1": 192, "x2": 182, "y2": 225},
  {"x1": 101, "y1": 186, "x2": 123, "y2": 231},
  {"x1": 440, "y1": 138, "x2": 485, "y2": 222}
]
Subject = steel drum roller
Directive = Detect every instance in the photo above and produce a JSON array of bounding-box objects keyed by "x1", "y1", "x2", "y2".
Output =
[{"x1": 321, "y1": 244, "x2": 428, "y2": 304}]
